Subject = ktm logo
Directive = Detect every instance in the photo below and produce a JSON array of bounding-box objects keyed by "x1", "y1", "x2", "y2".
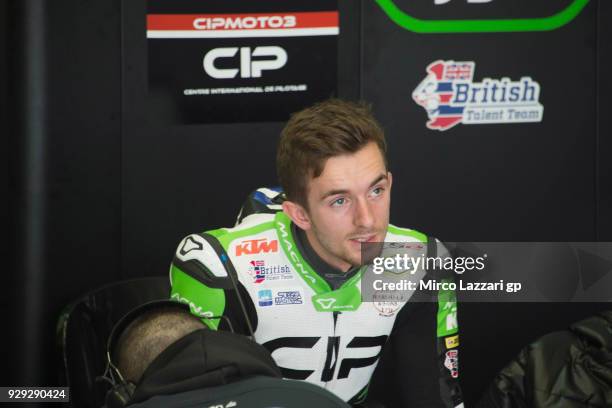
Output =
[{"x1": 236, "y1": 238, "x2": 278, "y2": 256}]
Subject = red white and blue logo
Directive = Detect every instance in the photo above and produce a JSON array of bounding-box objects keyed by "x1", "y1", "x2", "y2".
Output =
[
  {"x1": 250, "y1": 260, "x2": 266, "y2": 284},
  {"x1": 248, "y1": 260, "x2": 293, "y2": 284},
  {"x1": 413, "y1": 60, "x2": 544, "y2": 131}
]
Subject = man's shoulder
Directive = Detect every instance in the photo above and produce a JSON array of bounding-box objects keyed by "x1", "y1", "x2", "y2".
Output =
[
  {"x1": 171, "y1": 213, "x2": 283, "y2": 272},
  {"x1": 205, "y1": 213, "x2": 280, "y2": 244},
  {"x1": 385, "y1": 223, "x2": 428, "y2": 243},
  {"x1": 385, "y1": 224, "x2": 450, "y2": 258}
]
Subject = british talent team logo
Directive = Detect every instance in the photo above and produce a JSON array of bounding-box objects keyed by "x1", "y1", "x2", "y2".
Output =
[
  {"x1": 250, "y1": 260, "x2": 267, "y2": 284},
  {"x1": 248, "y1": 260, "x2": 293, "y2": 284},
  {"x1": 413, "y1": 60, "x2": 544, "y2": 131}
]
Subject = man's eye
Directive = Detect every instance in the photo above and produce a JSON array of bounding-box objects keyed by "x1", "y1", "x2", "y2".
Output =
[
  {"x1": 331, "y1": 198, "x2": 346, "y2": 207},
  {"x1": 371, "y1": 187, "x2": 384, "y2": 196}
]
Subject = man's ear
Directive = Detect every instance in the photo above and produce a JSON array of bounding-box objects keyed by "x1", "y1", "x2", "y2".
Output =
[
  {"x1": 282, "y1": 200, "x2": 311, "y2": 230},
  {"x1": 387, "y1": 171, "x2": 393, "y2": 191}
]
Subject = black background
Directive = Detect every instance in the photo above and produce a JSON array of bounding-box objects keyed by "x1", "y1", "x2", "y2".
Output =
[
  {"x1": 6, "y1": 0, "x2": 612, "y2": 405},
  {"x1": 148, "y1": 37, "x2": 337, "y2": 123}
]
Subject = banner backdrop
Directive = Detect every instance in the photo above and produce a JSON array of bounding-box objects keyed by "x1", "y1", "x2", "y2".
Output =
[
  {"x1": 147, "y1": 0, "x2": 339, "y2": 123},
  {"x1": 364, "y1": 0, "x2": 597, "y2": 242},
  {"x1": 360, "y1": 1, "x2": 600, "y2": 405}
]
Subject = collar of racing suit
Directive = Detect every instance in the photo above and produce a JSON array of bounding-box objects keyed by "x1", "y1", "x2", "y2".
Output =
[{"x1": 291, "y1": 223, "x2": 359, "y2": 291}]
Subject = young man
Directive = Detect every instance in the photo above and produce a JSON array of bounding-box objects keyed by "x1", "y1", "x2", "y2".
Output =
[{"x1": 169, "y1": 99, "x2": 463, "y2": 407}]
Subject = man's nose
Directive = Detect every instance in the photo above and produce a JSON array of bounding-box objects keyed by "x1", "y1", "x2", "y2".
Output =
[{"x1": 354, "y1": 198, "x2": 374, "y2": 229}]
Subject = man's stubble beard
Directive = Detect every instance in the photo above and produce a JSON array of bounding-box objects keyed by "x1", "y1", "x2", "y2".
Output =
[{"x1": 311, "y1": 223, "x2": 377, "y2": 269}]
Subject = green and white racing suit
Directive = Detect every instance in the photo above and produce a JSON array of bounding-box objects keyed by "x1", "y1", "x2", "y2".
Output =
[{"x1": 169, "y1": 209, "x2": 463, "y2": 407}]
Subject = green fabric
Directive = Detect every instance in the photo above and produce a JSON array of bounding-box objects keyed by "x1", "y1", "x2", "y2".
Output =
[
  {"x1": 274, "y1": 212, "x2": 333, "y2": 294},
  {"x1": 387, "y1": 224, "x2": 427, "y2": 242},
  {"x1": 375, "y1": 0, "x2": 589, "y2": 33},
  {"x1": 436, "y1": 279, "x2": 458, "y2": 337},
  {"x1": 311, "y1": 284, "x2": 363, "y2": 312},
  {"x1": 170, "y1": 266, "x2": 226, "y2": 329}
]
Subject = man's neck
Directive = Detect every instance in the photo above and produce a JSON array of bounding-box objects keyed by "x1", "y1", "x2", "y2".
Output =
[
  {"x1": 291, "y1": 223, "x2": 352, "y2": 274},
  {"x1": 291, "y1": 224, "x2": 359, "y2": 291},
  {"x1": 304, "y1": 230, "x2": 352, "y2": 272}
]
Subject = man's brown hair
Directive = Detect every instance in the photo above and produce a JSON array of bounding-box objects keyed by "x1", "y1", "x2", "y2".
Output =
[{"x1": 277, "y1": 99, "x2": 387, "y2": 208}]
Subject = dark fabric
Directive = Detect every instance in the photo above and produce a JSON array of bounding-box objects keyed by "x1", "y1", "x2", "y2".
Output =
[
  {"x1": 368, "y1": 239, "x2": 462, "y2": 408},
  {"x1": 128, "y1": 328, "x2": 349, "y2": 408},
  {"x1": 131, "y1": 329, "x2": 281, "y2": 404},
  {"x1": 369, "y1": 300, "x2": 451, "y2": 408},
  {"x1": 129, "y1": 376, "x2": 350, "y2": 408},
  {"x1": 477, "y1": 311, "x2": 612, "y2": 408},
  {"x1": 56, "y1": 277, "x2": 170, "y2": 408},
  {"x1": 216, "y1": 280, "x2": 259, "y2": 334}
]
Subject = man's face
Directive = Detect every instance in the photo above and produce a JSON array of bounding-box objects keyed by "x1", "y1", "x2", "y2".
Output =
[{"x1": 301, "y1": 142, "x2": 392, "y2": 271}]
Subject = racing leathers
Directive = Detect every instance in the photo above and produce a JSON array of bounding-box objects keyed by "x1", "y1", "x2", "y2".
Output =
[{"x1": 169, "y1": 209, "x2": 463, "y2": 407}]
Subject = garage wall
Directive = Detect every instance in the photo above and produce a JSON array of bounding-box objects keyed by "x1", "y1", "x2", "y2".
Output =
[{"x1": 8, "y1": 0, "x2": 611, "y2": 404}]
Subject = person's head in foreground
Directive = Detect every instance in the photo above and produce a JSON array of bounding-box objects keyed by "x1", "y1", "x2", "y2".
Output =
[
  {"x1": 108, "y1": 302, "x2": 350, "y2": 408},
  {"x1": 114, "y1": 304, "x2": 205, "y2": 385},
  {"x1": 278, "y1": 99, "x2": 391, "y2": 272}
]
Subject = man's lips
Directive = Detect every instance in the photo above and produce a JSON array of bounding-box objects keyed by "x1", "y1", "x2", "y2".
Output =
[{"x1": 349, "y1": 234, "x2": 378, "y2": 244}]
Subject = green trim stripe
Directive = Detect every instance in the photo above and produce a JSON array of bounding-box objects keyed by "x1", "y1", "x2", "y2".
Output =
[
  {"x1": 206, "y1": 228, "x2": 227, "y2": 239},
  {"x1": 274, "y1": 212, "x2": 364, "y2": 312},
  {"x1": 387, "y1": 224, "x2": 427, "y2": 242},
  {"x1": 311, "y1": 285, "x2": 362, "y2": 312},
  {"x1": 170, "y1": 266, "x2": 226, "y2": 330},
  {"x1": 436, "y1": 278, "x2": 458, "y2": 337},
  {"x1": 274, "y1": 212, "x2": 331, "y2": 294},
  {"x1": 375, "y1": 0, "x2": 589, "y2": 33}
]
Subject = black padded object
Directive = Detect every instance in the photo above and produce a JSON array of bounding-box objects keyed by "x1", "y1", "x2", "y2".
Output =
[{"x1": 56, "y1": 277, "x2": 170, "y2": 408}]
